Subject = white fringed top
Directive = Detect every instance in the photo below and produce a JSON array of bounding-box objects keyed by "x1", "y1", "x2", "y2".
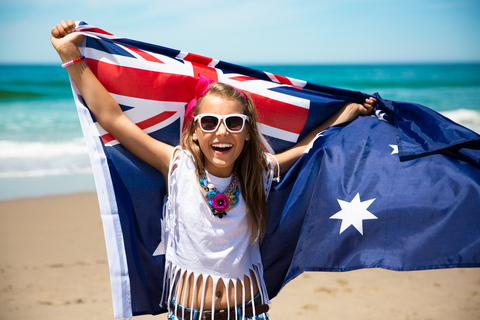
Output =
[{"x1": 160, "y1": 147, "x2": 275, "y2": 319}]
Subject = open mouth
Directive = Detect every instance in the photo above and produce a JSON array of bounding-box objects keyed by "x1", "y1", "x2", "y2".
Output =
[{"x1": 212, "y1": 143, "x2": 233, "y2": 152}]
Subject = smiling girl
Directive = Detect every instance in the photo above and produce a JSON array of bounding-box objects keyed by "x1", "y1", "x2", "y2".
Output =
[{"x1": 51, "y1": 20, "x2": 375, "y2": 320}]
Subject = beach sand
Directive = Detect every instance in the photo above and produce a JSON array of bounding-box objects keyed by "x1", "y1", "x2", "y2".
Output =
[{"x1": 1, "y1": 192, "x2": 479, "y2": 320}]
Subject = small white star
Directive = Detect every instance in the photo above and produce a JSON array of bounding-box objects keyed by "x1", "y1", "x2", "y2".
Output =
[
  {"x1": 389, "y1": 144, "x2": 398, "y2": 154},
  {"x1": 153, "y1": 240, "x2": 165, "y2": 256},
  {"x1": 375, "y1": 110, "x2": 388, "y2": 122},
  {"x1": 329, "y1": 193, "x2": 377, "y2": 235}
]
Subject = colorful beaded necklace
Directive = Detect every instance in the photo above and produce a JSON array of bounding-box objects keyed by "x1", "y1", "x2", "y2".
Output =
[{"x1": 198, "y1": 168, "x2": 240, "y2": 218}]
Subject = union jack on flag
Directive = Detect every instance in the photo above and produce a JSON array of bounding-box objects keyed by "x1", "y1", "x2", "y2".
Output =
[
  {"x1": 70, "y1": 21, "x2": 480, "y2": 319},
  {"x1": 74, "y1": 22, "x2": 357, "y2": 153}
]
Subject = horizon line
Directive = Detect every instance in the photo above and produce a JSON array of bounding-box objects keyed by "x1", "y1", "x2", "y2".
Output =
[{"x1": 1, "y1": 60, "x2": 480, "y2": 66}]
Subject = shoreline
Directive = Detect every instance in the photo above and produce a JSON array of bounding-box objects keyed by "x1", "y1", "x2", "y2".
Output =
[
  {"x1": 1, "y1": 192, "x2": 479, "y2": 319},
  {"x1": 0, "y1": 172, "x2": 96, "y2": 201}
]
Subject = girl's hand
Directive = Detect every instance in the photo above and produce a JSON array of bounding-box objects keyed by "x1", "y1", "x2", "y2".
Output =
[
  {"x1": 360, "y1": 97, "x2": 377, "y2": 115},
  {"x1": 51, "y1": 20, "x2": 76, "y2": 38},
  {"x1": 343, "y1": 97, "x2": 377, "y2": 122},
  {"x1": 50, "y1": 20, "x2": 84, "y2": 62}
]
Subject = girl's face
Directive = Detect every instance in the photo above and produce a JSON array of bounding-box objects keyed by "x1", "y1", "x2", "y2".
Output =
[{"x1": 193, "y1": 94, "x2": 250, "y2": 177}]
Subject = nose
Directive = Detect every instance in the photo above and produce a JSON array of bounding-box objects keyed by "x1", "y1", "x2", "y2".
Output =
[{"x1": 216, "y1": 120, "x2": 228, "y2": 135}]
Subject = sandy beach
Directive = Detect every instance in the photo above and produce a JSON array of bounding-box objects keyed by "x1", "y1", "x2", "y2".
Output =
[{"x1": 1, "y1": 192, "x2": 479, "y2": 320}]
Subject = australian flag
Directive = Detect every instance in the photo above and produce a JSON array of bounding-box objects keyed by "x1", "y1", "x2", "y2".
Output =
[{"x1": 69, "y1": 22, "x2": 480, "y2": 318}]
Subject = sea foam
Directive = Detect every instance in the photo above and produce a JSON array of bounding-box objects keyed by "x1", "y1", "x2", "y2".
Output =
[
  {"x1": 442, "y1": 109, "x2": 480, "y2": 134},
  {"x1": 0, "y1": 138, "x2": 92, "y2": 178}
]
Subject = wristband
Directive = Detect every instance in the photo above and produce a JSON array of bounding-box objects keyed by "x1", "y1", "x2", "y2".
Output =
[{"x1": 61, "y1": 55, "x2": 85, "y2": 68}]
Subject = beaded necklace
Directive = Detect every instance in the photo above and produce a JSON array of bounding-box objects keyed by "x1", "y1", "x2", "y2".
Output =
[{"x1": 198, "y1": 168, "x2": 240, "y2": 218}]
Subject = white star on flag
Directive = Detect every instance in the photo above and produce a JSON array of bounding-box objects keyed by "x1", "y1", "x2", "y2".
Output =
[
  {"x1": 389, "y1": 144, "x2": 399, "y2": 154},
  {"x1": 329, "y1": 193, "x2": 377, "y2": 235}
]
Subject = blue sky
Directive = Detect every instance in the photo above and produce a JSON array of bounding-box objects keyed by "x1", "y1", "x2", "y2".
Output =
[{"x1": 1, "y1": 0, "x2": 479, "y2": 64}]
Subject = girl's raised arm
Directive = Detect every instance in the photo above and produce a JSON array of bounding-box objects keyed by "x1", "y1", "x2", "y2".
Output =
[
  {"x1": 51, "y1": 20, "x2": 174, "y2": 179},
  {"x1": 271, "y1": 99, "x2": 376, "y2": 175}
]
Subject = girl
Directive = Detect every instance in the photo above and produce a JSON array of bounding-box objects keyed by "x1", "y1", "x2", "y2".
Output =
[{"x1": 51, "y1": 20, "x2": 376, "y2": 320}]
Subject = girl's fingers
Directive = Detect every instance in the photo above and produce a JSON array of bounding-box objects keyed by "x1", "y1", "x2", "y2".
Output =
[
  {"x1": 51, "y1": 26, "x2": 60, "y2": 38},
  {"x1": 52, "y1": 20, "x2": 76, "y2": 38},
  {"x1": 57, "y1": 22, "x2": 68, "y2": 37},
  {"x1": 364, "y1": 97, "x2": 377, "y2": 109},
  {"x1": 60, "y1": 20, "x2": 69, "y2": 31},
  {"x1": 358, "y1": 98, "x2": 376, "y2": 115},
  {"x1": 66, "y1": 20, "x2": 76, "y2": 33}
]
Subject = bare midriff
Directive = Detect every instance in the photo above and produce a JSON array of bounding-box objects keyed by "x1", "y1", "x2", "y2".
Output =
[{"x1": 175, "y1": 270, "x2": 259, "y2": 310}]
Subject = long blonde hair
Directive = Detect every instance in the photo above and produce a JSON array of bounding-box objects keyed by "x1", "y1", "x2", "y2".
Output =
[{"x1": 181, "y1": 82, "x2": 268, "y2": 244}]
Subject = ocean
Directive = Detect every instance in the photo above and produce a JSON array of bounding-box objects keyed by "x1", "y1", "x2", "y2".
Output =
[{"x1": 1, "y1": 63, "x2": 479, "y2": 200}]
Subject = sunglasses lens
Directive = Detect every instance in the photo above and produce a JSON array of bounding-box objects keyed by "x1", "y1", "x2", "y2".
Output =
[
  {"x1": 225, "y1": 116, "x2": 244, "y2": 132},
  {"x1": 200, "y1": 116, "x2": 219, "y2": 131},
  {"x1": 197, "y1": 114, "x2": 246, "y2": 132}
]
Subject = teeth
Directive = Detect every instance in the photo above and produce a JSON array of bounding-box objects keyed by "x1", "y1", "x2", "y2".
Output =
[{"x1": 212, "y1": 143, "x2": 232, "y2": 148}]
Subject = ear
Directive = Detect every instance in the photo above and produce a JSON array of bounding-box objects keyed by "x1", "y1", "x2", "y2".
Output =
[{"x1": 192, "y1": 127, "x2": 198, "y2": 141}]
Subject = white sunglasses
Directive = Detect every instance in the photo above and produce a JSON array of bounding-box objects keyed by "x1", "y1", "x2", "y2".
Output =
[{"x1": 194, "y1": 113, "x2": 250, "y2": 133}]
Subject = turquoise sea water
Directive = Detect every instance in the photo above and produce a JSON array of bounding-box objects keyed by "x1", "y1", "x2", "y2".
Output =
[{"x1": 1, "y1": 63, "x2": 479, "y2": 200}]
